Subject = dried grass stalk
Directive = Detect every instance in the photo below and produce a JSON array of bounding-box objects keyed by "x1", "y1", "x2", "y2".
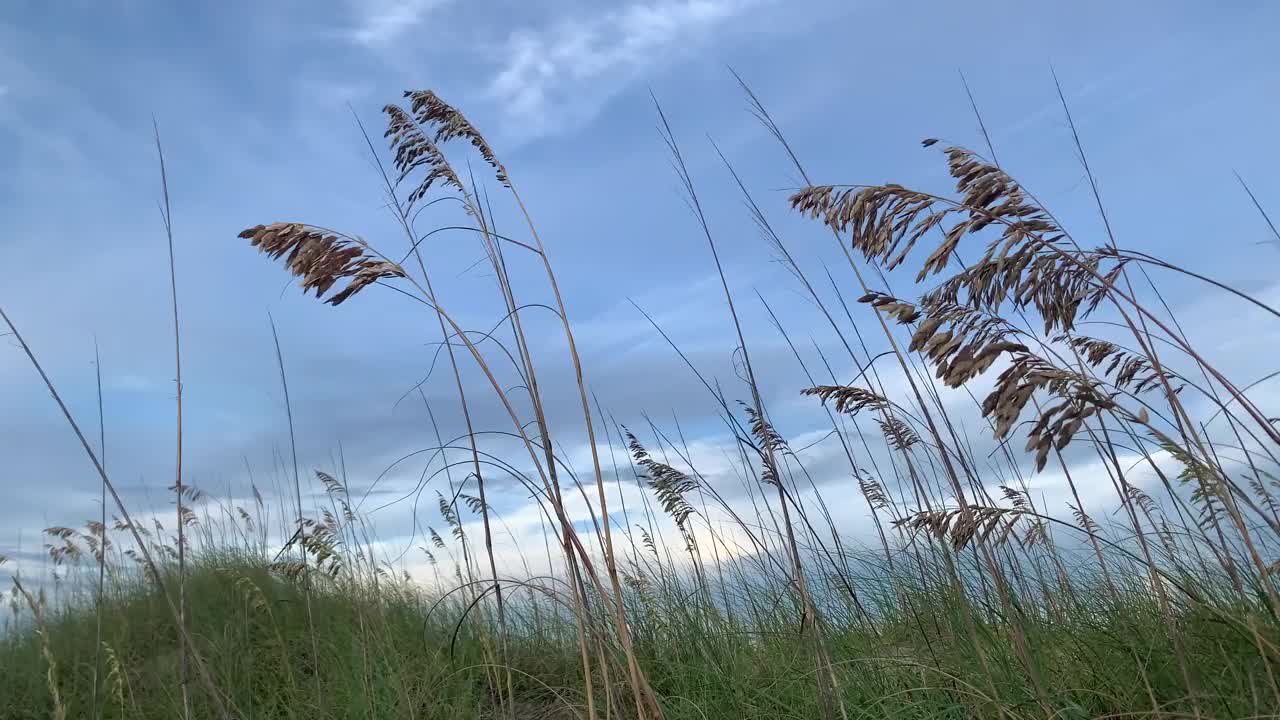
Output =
[
  {"x1": 801, "y1": 385, "x2": 890, "y2": 415},
  {"x1": 877, "y1": 417, "x2": 921, "y2": 452},
  {"x1": 236, "y1": 223, "x2": 406, "y2": 305},
  {"x1": 628, "y1": 432, "x2": 698, "y2": 526},
  {"x1": 402, "y1": 90, "x2": 508, "y2": 187},
  {"x1": 893, "y1": 505, "x2": 1027, "y2": 550},
  {"x1": 790, "y1": 145, "x2": 1128, "y2": 335},
  {"x1": 383, "y1": 104, "x2": 466, "y2": 207}
]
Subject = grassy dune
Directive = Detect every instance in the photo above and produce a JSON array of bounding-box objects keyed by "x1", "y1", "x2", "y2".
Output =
[{"x1": 3, "y1": 547, "x2": 1272, "y2": 719}]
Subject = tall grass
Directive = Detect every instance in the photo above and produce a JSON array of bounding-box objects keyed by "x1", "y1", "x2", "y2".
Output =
[{"x1": 3, "y1": 83, "x2": 1279, "y2": 719}]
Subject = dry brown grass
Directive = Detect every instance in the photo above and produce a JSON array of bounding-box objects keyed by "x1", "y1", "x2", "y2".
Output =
[{"x1": 237, "y1": 223, "x2": 407, "y2": 305}]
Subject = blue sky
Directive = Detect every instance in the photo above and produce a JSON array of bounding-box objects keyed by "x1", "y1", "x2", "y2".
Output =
[{"x1": 2, "y1": 0, "x2": 1278, "y2": 579}]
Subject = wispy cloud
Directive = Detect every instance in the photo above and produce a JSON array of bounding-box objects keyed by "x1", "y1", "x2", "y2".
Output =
[
  {"x1": 486, "y1": 0, "x2": 765, "y2": 140},
  {"x1": 347, "y1": 0, "x2": 450, "y2": 48}
]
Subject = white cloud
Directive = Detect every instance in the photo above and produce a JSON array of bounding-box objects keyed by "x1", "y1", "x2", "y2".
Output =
[
  {"x1": 487, "y1": 0, "x2": 765, "y2": 140},
  {"x1": 347, "y1": 0, "x2": 450, "y2": 48}
]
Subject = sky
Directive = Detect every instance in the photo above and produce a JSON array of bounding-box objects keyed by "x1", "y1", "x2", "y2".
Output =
[{"x1": 2, "y1": 0, "x2": 1279, "y2": 584}]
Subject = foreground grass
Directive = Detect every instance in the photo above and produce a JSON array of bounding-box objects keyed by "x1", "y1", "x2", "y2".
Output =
[{"x1": 3, "y1": 549, "x2": 1275, "y2": 719}]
